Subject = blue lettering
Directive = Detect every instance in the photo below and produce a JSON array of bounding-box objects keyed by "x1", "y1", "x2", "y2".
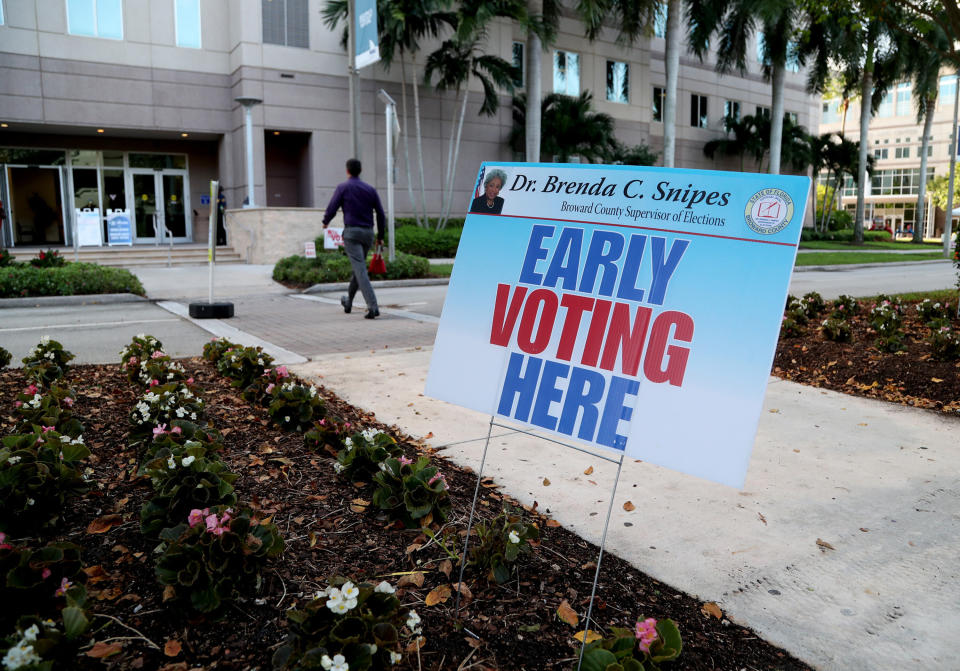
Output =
[
  {"x1": 648, "y1": 238, "x2": 689, "y2": 305},
  {"x1": 543, "y1": 227, "x2": 583, "y2": 291},
  {"x1": 530, "y1": 361, "x2": 570, "y2": 431},
  {"x1": 596, "y1": 376, "x2": 639, "y2": 450},
  {"x1": 558, "y1": 366, "x2": 605, "y2": 440},
  {"x1": 578, "y1": 230, "x2": 624, "y2": 297},
  {"x1": 615, "y1": 234, "x2": 647, "y2": 302},
  {"x1": 497, "y1": 352, "x2": 542, "y2": 421},
  {"x1": 518, "y1": 225, "x2": 555, "y2": 285}
]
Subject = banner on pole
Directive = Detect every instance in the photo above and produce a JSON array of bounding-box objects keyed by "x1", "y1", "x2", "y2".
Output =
[
  {"x1": 425, "y1": 163, "x2": 809, "y2": 488},
  {"x1": 354, "y1": 0, "x2": 380, "y2": 69}
]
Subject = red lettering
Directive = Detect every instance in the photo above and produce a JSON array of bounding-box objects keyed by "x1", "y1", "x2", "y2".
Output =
[
  {"x1": 600, "y1": 303, "x2": 652, "y2": 376},
  {"x1": 643, "y1": 310, "x2": 694, "y2": 386},
  {"x1": 580, "y1": 299, "x2": 612, "y2": 368},
  {"x1": 517, "y1": 289, "x2": 559, "y2": 354},
  {"x1": 490, "y1": 283, "x2": 527, "y2": 346},
  {"x1": 556, "y1": 294, "x2": 595, "y2": 361}
]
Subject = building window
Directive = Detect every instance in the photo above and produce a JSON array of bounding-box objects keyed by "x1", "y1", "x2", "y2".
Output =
[
  {"x1": 756, "y1": 105, "x2": 770, "y2": 119},
  {"x1": 0, "y1": 1, "x2": 4, "y2": 25},
  {"x1": 723, "y1": 100, "x2": 740, "y2": 126},
  {"x1": 877, "y1": 90, "x2": 894, "y2": 117},
  {"x1": 870, "y1": 167, "x2": 934, "y2": 196},
  {"x1": 874, "y1": 148, "x2": 888, "y2": 159},
  {"x1": 653, "y1": 2, "x2": 666, "y2": 38},
  {"x1": 512, "y1": 42, "x2": 525, "y2": 88},
  {"x1": 895, "y1": 83, "x2": 911, "y2": 116},
  {"x1": 175, "y1": 0, "x2": 201, "y2": 48},
  {"x1": 821, "y1": 99, "x2": 839, "y2": 124},
  {"x1": 606, "y1": 61, "x2": 629, "y2": 103},
  {"x1": 895, "y1": 146, "x2": 910, "y2": 159},
  {"x1": 691, "y1": 94, "x2": 708, "y2": 128},
  {"x1": 786, "y1": 111, "x2": 798, "y2": 125},
  {"x1": 786, "y1": 42, "x2": 801, "y2": 73},
  {"x1": 940, "y1": 75, "x2": 957, "y2": 108},
  {"x1": 66, "y1": 0, "x2": 124, "y2": 39},
  {"x1": 652, "y1": 86, "x2": 665, "y2": 122},
  {"x1": 553, "y1": 51, "x2": 580, "y2": 95},
  {"x1": 928, "y1": 145, "x2": 934, "y2": 157},
  {"x1": 262, "y1": 0, "x2": 309, "y2": 48}
]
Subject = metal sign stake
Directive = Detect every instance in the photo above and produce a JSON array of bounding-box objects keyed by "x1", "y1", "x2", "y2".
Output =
[{"x1": 453, "y1": 415, "x2": 495, "y2": 616}]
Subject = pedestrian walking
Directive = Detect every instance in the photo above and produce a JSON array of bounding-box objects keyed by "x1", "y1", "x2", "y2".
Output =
[{"x1": 323, "y1": 159, "x2": 386, "y2": 319}]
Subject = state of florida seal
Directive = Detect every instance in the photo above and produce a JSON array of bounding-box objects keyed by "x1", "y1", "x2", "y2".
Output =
[{"x1": 744, "y1": 188, "x2": 793, "y2": 235}]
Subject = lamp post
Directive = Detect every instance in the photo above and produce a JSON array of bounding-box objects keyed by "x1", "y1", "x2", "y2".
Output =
[
  {"x1": 234, "y1": 96, "x2": 262, "y2": 208},
  {"x1": 377, "y1": 89, "x2": 400, "y2": 261}
]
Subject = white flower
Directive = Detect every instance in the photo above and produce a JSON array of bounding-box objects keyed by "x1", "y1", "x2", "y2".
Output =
[
  {"x1": 284, "y1": 416, "x2": 291, "y2": 423},
  {"x1": 333, "y1": 462, "x2": 345, "y2": 474},
  {"x1": 313, "y1": 588, "x2": 330, "y2": 600},
  {"x1": 26, "y1": 498, "x2": 35, "y2": 507},
  {"x1": 389, "y1": 651, "x2": 402, "y2": 664},
  {"x1": 257, "y1": 358, "x2": 264, "y2": 365},
  {"x1": 7, "y1": 456, "x2": 21, "y2": 465},
  {"x1": 144, "y1": 392, "x2": 159, "y2": 403},
  {"x1": 344, "y1": 438, "x2": 354, "y2": 451},
  {"x1": 341, "y1": 582, "x2": 359, "y2": 600},
  {"x1": 361, "y1": 428, "x2": 380, "y2": 442},
  {"x1": 406, "y1": 610, "x2": 422, "y2": 633},
  {"x1": 167, "y1": 457, "x2": 177, "y2": 469},
  {"x1": 181, "y1": 455, "x2": 195, "y2": 467},
  {"x1": 309, "y1": 386, "x2": 317, "y2": 397},
  {"x1": 175, "y1": 408, "x2": 186, "y2": 418},
  {"x1": 321, "y1": 655, "x2": 333, "y2": 670},
  {"x1": 21, "y1": 626, "x2": 39, "y2": 643},
  {"x1": 330, "y1": 654, "x2": 349, "y2": 671},
  {"x1": 2, "y1": 639, "x2": 42, "y2": 670},
  {"x1": 41, "y1": 620, "x2": 56, "y2": 629},
  {"x1": 374, "y1": 581, "x2": 395, "y2": 594},
  {"x1": 40, "y1": 336, "x2": 50, "y2": 345},
  {"x1": 190, "y1": 412, "x2": 197, "y2": 420},
  {"x1": 508, "y1": 530, "x2": 520, "y2": 544},
  {"x1": 325, "y1": 588, "x2": 344, "y2": 612},
  {"x1": 367, "y1": 644, "x2": 377, "y2": 654}
]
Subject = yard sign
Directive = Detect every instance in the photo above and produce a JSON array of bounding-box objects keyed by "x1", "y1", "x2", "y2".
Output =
[{"x1": 426, "y1": 163, "x2": 809, "y2": 488}]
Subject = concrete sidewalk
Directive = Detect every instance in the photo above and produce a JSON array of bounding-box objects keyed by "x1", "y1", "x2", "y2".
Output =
[{"x1": 292, "y1": 347, "x2": 959, "y2": 671}]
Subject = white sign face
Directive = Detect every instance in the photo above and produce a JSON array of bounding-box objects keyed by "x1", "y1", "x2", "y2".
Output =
[
  {"x1": 425, "y1": 163, "x2": 810, "y2": 488},
  {"x1": 76, "y1": 209, "x2": 102, "y2": 247},
  {"x1": 324, "y1": 227, "x2": 344, "y2": 250},
  {"x1": 305, "y1": 241, "x2": 317, "y2": 259}
]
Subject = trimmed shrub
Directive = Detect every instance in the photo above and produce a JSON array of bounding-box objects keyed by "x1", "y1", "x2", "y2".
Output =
[
  {"x1": 799, "y1": 228, "x2": 891, "y2": 243},
  {"x1": 0, "y1": 263, "x2": 144, "y2": 298},
  {"x1": 273, "y1": 250, "x2": 431, "y2": 285},
  {"x1": 393, "y1": 226, "x2": 461, "y2": 257}
]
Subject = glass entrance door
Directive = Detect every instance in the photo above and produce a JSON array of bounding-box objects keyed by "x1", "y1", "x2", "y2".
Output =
[
  {"x1": 162, "y1": 174, "x2": 188, "y2": 239},
  {"x1": 132, "y1": 172, "x2": 160, "y2": 243},
  {"x1": 130, "y1": 171, "x2": 191, "y2": 243}
]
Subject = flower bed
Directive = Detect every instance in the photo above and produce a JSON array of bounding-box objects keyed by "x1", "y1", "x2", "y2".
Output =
[{"x1": 0, "y1": 338, "x2": 813, "y2": 670}]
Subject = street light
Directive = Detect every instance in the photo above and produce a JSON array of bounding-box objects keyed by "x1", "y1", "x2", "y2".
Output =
[
  {"x1": 377, "y1": 89, "x2": 400, "y2": 262},
  {"x1": 234, "y1": 96, "x2": 263, "y2": 208}
]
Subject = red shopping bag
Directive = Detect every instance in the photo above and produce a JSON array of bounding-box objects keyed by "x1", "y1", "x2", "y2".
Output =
[{"x1": 368, "y1": 244, "x2": 387, "y2": 275}]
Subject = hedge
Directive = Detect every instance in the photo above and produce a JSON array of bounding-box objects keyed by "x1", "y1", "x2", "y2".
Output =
[
  {"x1": 273, "y1": 250, "x2": 431, "y2": 286},
  {"x1": 800, "y1": 229, "x2": 892, "y2": 242},
  {"x1": 0, "y1": 263, "x2": 145, "y2": 298},
  {"x1": 315, "y1": 225, "x2": 463, "y2": 259}
]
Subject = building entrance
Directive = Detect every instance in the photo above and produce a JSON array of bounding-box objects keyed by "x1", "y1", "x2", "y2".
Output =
[{"x1": 7, "y1": 166, "x2": 65, "y2": 245}]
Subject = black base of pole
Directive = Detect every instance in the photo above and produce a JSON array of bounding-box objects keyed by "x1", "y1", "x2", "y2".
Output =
[{"x1": 188, "y1": 301, "x2": 234, "y2": 319}]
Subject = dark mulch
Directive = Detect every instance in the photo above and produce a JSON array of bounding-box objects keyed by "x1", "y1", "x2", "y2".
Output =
[
  {"x1": 773, "y1": 300, "x2": 960, "y2": 415},
  {"x1": 0, "y1": 359, "x2": 814, "y2": 671}
]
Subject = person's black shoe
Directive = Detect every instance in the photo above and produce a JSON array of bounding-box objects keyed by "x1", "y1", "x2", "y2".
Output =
[
  {"x1": 340, "y1": 296, "x2": 351, "y2": 314},
  {"x1": 364, "y1": 308, "x2": 380, "y2": 319}
]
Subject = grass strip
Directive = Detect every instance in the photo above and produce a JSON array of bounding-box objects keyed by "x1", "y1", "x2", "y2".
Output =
[{"x1": 794, "y1": 251, "x2": 947, "y2": 266}]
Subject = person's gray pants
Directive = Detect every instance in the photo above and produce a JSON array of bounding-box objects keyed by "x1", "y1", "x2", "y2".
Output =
[{"x1": 342, "y1": 226, "x2": 378, "y2": 312}]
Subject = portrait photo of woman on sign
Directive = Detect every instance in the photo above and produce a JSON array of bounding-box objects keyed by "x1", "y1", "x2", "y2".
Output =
[{"x1": 470, "y1": 168, "x2": 507, "y2": 214}]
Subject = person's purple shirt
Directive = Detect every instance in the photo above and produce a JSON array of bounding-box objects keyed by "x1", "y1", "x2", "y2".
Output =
[{"x1": 323, "y1": 176, "x2": 386, "y2": 239}]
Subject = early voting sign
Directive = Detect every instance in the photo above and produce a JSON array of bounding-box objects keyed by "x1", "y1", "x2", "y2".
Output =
[{"x1": 426, "y1": 163, "x2": 809, "y2": 488}]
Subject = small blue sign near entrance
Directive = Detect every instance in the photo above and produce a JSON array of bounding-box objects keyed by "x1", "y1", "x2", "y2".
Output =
[
  {"x1": 107, "y1": 211, "x2": 133, "y2": 246},
  {"x1": 200, "y1": 194, "x2": 211, "y2": 205}
]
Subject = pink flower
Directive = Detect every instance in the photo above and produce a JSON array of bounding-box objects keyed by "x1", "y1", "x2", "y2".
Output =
[
  {"x1": 275, "y1": 366, "x2": 289, "y2": 378},
  {"x1": 25, "y1": 384, "x2": 38, "y2": 395},
  {"x1": 318, "y1": 419, "x2": 327, "y2": 426},
  {"x1": 635, "y1": 618, "x2": 658, "y2": 653},
  {"x1": 0, "y1": 532, "x2": 11, "y2": 550},
  {"x1": 188, "y1": 509, "x2": 208, "y2": 528},
  {"x1": 205, "y1": 513, "x2": 219, "y2": 533},
  {"x1": 151, "y1": 350, "x2": 165, "y2": 359},
  {"x1": 429, "y1": 472, "x2": 448, "y2": 489},
  {"x1": 399, "y1": 456, "x2": 413, "y2": 466},
  {"x1": 55, "y1": 577, "x2": 72, "y2": 597},
  {"x1": 153, "y1": 424, "x2": 168, "y2": 437},
  {"x1": 14, "y1": 401, "x2": 22, "y2": 408},
  {"x1": 128, "y1": 357, "x2": 138, "y2": 366},
  {"x1": 63, "y1": 397, "x2": 74, "y2": 407},
  {"x1": 186, "y1": 378, "x2": 194, "y2": 385},
  {"x1": 149, "y1": 379, "x2": 159, "y2": 388},
  {"x1": 220, "y1": 509, "x2": 233, "y2": 526},
  {"x1": 41, "y1": 426, "x2": 55, "y2": 433},
  {"x1": 265, "y1": 384, "x2": 275, "y2": 394},
  {"x1": 42, "y1": 568, "x2": 51, "y2": 579},
  {"x1": 170, "y1": 426, "x2": 182, "y2": 435}
]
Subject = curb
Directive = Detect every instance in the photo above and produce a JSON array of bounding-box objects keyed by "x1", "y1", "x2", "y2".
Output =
[
  {"x1": 0, "y1": 293, "x2": 147, "y2": 309},
  {"x1": 302, "y1": 277, "x2": 450, "y2": 293},
  {"x1": 793, "y1": 259, "x2": 953, "y2": 272}
]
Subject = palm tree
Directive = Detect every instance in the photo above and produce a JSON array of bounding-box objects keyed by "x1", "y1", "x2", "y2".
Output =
[
  {"x1": 817, "y1": 134, "x2": 872, "y2": 232},
  {"x1": 510, "y1": 92, "x2": 618, "y2": 163},
  {"x1": 425, "y1": 25, "x2": 517, "y2": 227},
  {"x1": 703, "y1": 114, "x2": 766, "y2": 170}
]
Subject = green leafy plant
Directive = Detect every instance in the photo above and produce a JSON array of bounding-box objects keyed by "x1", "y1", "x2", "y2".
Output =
[
  {"x1": 216, "y1": 346, "x2": 274, "y2": 389},
  {"x1": 120, "y1": 334, "x2": 165, "y2": 383},
  {"x1": 820, "y1": 317, "x2": 852, "y2": 343},
  {"x1": 304, "y1": 415, "x2": 354, "y2": 454},
  {"x1": 132, "y1": 352, "x2": 190, "y2": 389},
  {"x1": 334, "y1": 429, "x2": 402, "y2": 482},
  {"x1": 139, "y1": 451, "x2": 237, "y2": 537},
  {"x1": 830, "y1": 295, "x2": 859, "y2": 319},
  {"x1": 0, "y1": 431, "x2": 90, "y2": 534},
  {"x1": 0, "y1": 346, "x2": 11, "y2": 369},
  {"x1": 779, "y1": 315, "x2": 805, "y2": 338},
  {"x1": 28, "y1": 250, "x2": 66, "y2": 268},
  {"x1": 468, "y1": 504, "x2": 540, "y2": 583},
  {"x1": 129, "y1": 381, "x2": 204, "y2": 442},
  {"x1": 0, "y1": 539, "x2": 90, "y2": 640},
  {"x1": 155, "y1": 506, "x2": 284, "y2": 616},
  {"x1": 372, "y1": 456, "x2": 451, "y2": 528},
  {"x1": 869, "y1": 303, "x2": 905, "y2": 352},
  {"x1": 272, "y1": 251, "x2": 431, "y2": 285},
  {"x1": 272, "y1": 577, "x2": 417, "y2": 670},
  {"x1": 21, "y1": 337, "x2": 74, "y2": 387},
  {"x1": 800, "y1": 291, "x2": 826, "y2": 318},
  {"x1": 579, "y1": 617, "x2": 682, "y2": 671},
  {"x1": 0, "y1": 248, "x2": 14, "y2": 267},
  {"x1": 140, "y1": 420, "x2": 224, "y2": 464},
  {"x1": 872, "y1": 295, "x2": 905, "y2": 315},
  {"x1": 0, "y1": 263, "x2": 144, "y2": 298},
  {"x1": 267, "y1": 382, "x2": 324, "y2": 432},
  {"x1": 242, "y1": 365, "x2": 292, "y2": 405},
  {"x1": 916, "y1": 299, "x2": 952, "y2": 325},
  {"x1": 13, "y1": 383, "x2": 83, "y2": 438},
  {"x1": 928, "y1": 324, "x2": 960, "y2": 361},
  {"x1": 202, "y1": 337, "x2": 238, "y2": 364}
]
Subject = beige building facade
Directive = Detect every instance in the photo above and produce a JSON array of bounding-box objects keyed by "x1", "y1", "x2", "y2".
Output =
[{"x1": 0, "y1": 0, "x2": 818, "y2": 251}]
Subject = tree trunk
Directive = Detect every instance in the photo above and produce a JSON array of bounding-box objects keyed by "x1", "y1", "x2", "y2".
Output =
[
  {"x1": 440, "y1": 89, "x2": 470, "y2": 229},
  {"x1": 399, "y1": 55, "x2": 422, "y2": 227},
  {"x1": 663, "y1": 0, "x2": 681, "y2": 167},
  {"x1": 854, "y1": 45, "x2": 875, "y2": 246},
  {"x1": 439, "y1": 89, "x2": 460, "y2": 229},
  {"x1": 411, "y1": 53, "x2": 429, "y2": 225},
  {"x1": 915, "y1": 99, "x2": 935, "y2": 243},
  {"x1": 819, "y1": 167, "x2": 834, "y2": 230},
  {"x1": 525, "y1": 0, "x2": 543, "y2": 162},
  {"x1": 769, "y1": 64, "x2": 785, "y2": 175}
]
